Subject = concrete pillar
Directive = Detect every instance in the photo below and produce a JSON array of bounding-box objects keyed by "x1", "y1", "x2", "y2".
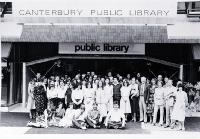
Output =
[
  {"x1": 9, "y1": 63, "x2": 13, "y2": 105},
  {"x1": 22, "y1": 63, "x2": 26, "y2": 108}
]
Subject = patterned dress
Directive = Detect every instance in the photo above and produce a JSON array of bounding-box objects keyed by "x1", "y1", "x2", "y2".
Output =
[
  {"x1": 34, "y1": 85, "x2": 48, "y2": 116},
  {"x1": 146, "y1": 85, "x2": 156, "y2": 115}
]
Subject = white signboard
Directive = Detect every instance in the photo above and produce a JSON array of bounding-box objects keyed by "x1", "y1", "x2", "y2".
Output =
[
  {"x1": 13, "y1": 0, "x2": 177, "y2": 18},
  {"x1": 59, "y1": 43, "x2": 145, "y2": 55}
]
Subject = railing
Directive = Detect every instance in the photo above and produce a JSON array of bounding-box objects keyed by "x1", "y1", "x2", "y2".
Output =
[{"x1": 187, "y1": 9, "x2": 200, "y2": 18}]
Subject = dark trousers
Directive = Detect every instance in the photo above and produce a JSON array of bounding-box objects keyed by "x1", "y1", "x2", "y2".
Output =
[
  {"x1": 107, "y1": 121, "x2": 124, "y2": 129},
  {"x1": 113, "y1": 95, "x2": 121, "y2": 106},
  {"x1": 85, "y1": 117, "x2": 99, "y2": 128},
  {"x1": 72, "y1": 118, "x2": 87, "y2": 129}
]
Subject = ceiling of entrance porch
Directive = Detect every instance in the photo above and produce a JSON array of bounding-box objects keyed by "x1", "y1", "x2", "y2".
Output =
[{"x1": 2, "y1": 24, "x2": 200, "y2": 43}]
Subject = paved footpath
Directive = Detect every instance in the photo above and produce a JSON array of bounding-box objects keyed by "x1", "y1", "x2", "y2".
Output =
[{"x1": 0, "y1": 112, "x2": 200, "y2": 134}]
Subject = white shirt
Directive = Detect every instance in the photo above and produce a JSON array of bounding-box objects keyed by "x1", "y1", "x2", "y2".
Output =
[
  {"x1": 47, "y1": 88, "x2": 58, "y2": 99},
  {"x1": 107, "y1": 109, "x2": 125, "y2": 122},
  {"x1": 120, "y1": 86, "x2": 131, "y2": 100},
  {"x1": 57, "y1": 87, "x2": 67, "y2": 98},
  {"x1": 154, "y1": 87, "x2": 165, "y2": 105},
  {"x1": 71, "y1": 89, "x2": 84, "y2": 102},
  {"x1": 164, "y1": 86, "x2": 177, "y2": 100}
]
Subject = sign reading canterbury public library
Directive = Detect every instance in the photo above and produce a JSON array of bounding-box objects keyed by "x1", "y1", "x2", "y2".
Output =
[
  {"x1": 13, "y1": 0, "x2": 177, "y2": 18},
  {"x1": 59, "y1": 43, "x2": 145, "y2": 55}
]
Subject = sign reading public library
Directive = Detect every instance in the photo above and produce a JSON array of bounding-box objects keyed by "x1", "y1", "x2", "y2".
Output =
[
  {"x1": 59, "y1": 43, "x2": 145, "y2": 55},
  {"x1": 13, "y1": 0, "x2": 176, "y2": 18}
]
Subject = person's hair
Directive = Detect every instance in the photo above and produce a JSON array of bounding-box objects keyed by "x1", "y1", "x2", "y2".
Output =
[
  {"x1": 123, "y1": 80, "x2": 129, "y2": 86},
  {"x1": 86, "y1": 81, "x2": 93, "y2": 88},
  {"x1": 113, "y1": 101, "x2": 119, "y2": 106},
  {"x1": 97, "y1": 80, "x2": 104, "y2": 90},
  {"x1": 178, "y1": 83, "x2": 184, "y2": 89}
]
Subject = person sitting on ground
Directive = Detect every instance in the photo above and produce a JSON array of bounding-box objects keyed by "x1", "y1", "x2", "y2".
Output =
[
  {"x1": 59, "y1": 102, "x2": 75, "y2": 128},
  {"x1": 72, "y1": 104, "x2": 88, "y2": 130},
  {"x1": 105, "y1": 102, "x2": 126, "y2": 129},
  {"x1": 85, "y1": 102, "x2": 101, "y2": 129}
]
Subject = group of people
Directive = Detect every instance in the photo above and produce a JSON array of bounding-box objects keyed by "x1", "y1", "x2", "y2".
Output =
[{"x1": 26, "y1": 72, "x2": 188, "y2": 130}]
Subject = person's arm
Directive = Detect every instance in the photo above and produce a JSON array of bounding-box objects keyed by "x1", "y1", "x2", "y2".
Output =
[
  {"x1": 47, "y1": 88, "x2": 50, "y2": 99},
  {"x1": 71, "y1": 91, "x2": 77, "y2": 104},
  {"x1": 28, "y1": 84, "x2": 33, "y2": 97},
  {"x1": 185, "y1": 92, "x2": 189, "y2": 108},
  {"x1": 105, "y1": 112, "x2": 111, "y2": 126}
]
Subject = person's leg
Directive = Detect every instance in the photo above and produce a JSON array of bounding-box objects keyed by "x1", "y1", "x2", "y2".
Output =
[
  {"x1": 86, "y1": 117, "x2": 96, "y2": 128},
  {"x1": 165, "y1": 104, "x2": 170, "y2": 127},
  {"x1": 169, "y1": 106, "x2": 173, "y2": 126},
  {"x1": 72, "y1": 119, "x2": 86, "y2": 129},
  {"x1": 181, "y1": 121, "x2": 185, "y2": 130},
  {"x1": 139, "y1": 98, "x2": 144, "y2": 121},
  {"x1": 159, "y1": 105, "x2": 164, "y2": 126},
  {"x1": 153, "y1": 105, "x2": 159, "y2": 124},
  {"x1": 143, "y1": 100, "x2": 147, "y2": 123}
]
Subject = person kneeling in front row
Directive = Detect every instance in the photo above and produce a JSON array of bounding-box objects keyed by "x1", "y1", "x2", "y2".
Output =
[
  {"x1": 72, "y1": 104, "x2": 88, "y2": 130},
  {"x1": 105, "y1": 102, "x2": 126, "y2": 129},
  {"x1": 85, "y1": 102, "x2": 101, "y2": 129}
]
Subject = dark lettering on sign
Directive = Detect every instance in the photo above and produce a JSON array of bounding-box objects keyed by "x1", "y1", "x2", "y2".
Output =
[{"x1": 74, "y1": 43, "x2": 129, "y2": 53}]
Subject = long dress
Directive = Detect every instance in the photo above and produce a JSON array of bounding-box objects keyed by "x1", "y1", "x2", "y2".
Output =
[
  {"x1": 27, "y1": 83, "x2": 36, "y2": 110},
  {"x1": 95, "y1": 88, "x2": 108, "y2": 117},
  {"x1": 120, "y1": 86, "x2": 131, "y2": 114},
  {"x1": 171, "y1": 91, "x2": 188, "y2": 122},
  {"x1": 146, "y1": 85, "x2": 156, "y2": 115},
  {"x1": 83, "y1": 88, "x2": 95, "y2": 112},
  {"x1": 33, "y1": 85, "x2": 48, "y2": 116},
  {"x1": 104, "y1": 85, "x2": 113, "y2": 112},
  {"x1": 130, "y1": 83, "x2": 139, "y2": 114}
]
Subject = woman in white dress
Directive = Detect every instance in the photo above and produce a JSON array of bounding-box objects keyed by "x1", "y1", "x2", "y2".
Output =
[
  {"x1": 104, "y1": 78, "x2": 113, "y2": 112},
  {"x1": 95, "y1": 80, "x2": 108, "y2": 121},
  {"x1": 120, "y1": 80, "x2": 131, "y2": 120},
  {"x1": 27, "y1": 79, "x2": 36, "y2": 120},
  {"x1": 83, "y1": 82, "x2": 95, "y2": 112},
  {"x1": 171, "y1": 84, "x2": 188, "y2": 130}
]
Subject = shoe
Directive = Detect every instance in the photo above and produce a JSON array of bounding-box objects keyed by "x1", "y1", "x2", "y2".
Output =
[
  {"x1": 81, "y1": 126, "x2": 87, "y2": 130},
  {"x1": 164, "y1": 125, "x2": 169, "y2": 128},
  {"x1": 181, "y1": 128, "x2": 185, "y2": 131},
  {"x1": 152, "y1": 123, "x2": 156, "y2": 126},
  {"x1": 158, "y1": 124, "x2": 163, "y2": 127},
  {"x1": 139, "y1": 120, "x2": 144, "y2": 122}
]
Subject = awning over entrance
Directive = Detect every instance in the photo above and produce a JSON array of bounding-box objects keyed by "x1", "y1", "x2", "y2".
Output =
[
  {"x1": 1, "y1": 42, "x2": 11, "y2": 58},
  {"x1": 193, "y1": 44, "x2": 200, "y2": 60},
  {"x1": 1, "y1": 24, "x2": 200, "y2": 43},
  {"x1": 167, "y1": 23, "x2": 200, "y2": 39}
]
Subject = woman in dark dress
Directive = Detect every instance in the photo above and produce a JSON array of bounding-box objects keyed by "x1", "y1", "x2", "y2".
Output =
[
  {"x1": 33, "y1": 81, "x2": 48, "y2": 121},
  {"x1": 146, "y1": 78, "x2": 157, "y2": 123},
  {"x1": 65, "y1": 82, "x2": 74, "y2": 108}
]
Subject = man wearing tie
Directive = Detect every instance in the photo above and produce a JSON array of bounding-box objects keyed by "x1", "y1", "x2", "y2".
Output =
[{"x1": 139, "y1": 77, "x2": 150, "y2": 123}]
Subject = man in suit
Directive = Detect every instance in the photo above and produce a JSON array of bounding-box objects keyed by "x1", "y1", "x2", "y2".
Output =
[{"x1": 139, "y1": 76, "x2": 150, "y2": 123}]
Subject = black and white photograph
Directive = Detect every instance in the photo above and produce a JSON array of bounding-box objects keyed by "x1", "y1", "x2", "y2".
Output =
[{"x1": 0, "y1": 0, "x2": 200, "y2": 136}]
